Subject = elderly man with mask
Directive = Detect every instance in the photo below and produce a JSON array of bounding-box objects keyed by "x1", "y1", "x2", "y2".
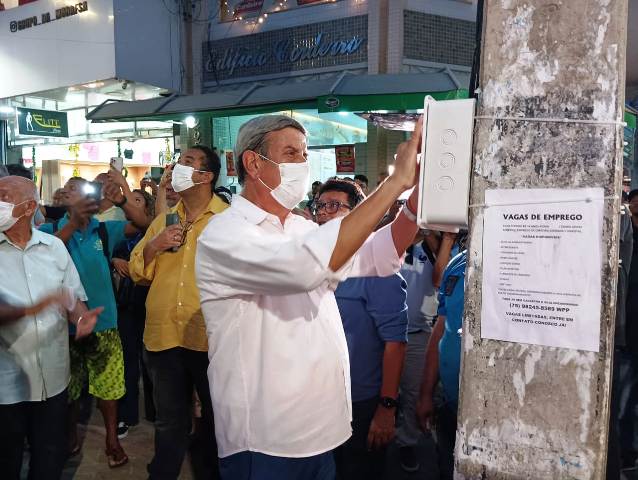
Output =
[
  {"x1": 129, "y1": 145, "x2": 228, "y2": 479},
  {"x1": 0, "y1": 176, "x2": 101, "y2": 480},
  {"x1": 195, "y1": 115, "x2": 423, "y2": 480}
]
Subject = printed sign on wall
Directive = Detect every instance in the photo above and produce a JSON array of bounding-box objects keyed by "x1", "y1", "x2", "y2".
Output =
[
  {"x1": 335, "y1": 145, "x2": 355, "y2": 173},
  {"x1": 480, "y1": 188, "x2": 604, "y2": 352}
]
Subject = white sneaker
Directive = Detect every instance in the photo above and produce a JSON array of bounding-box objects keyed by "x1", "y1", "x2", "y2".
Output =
[{"x1": 117, "y1": 422, "x2": 129, "y2": 439}]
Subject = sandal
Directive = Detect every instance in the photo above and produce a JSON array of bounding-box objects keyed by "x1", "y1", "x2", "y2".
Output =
[{"x1": 106, "y1": 446, "x2": 129, "y2": 468}]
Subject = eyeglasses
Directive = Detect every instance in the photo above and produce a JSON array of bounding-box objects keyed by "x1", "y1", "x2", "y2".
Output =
[{"x1": 312, "y1": 201, "x2": 352, "y2": 215}]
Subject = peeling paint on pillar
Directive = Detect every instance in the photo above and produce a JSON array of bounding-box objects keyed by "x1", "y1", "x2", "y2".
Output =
[{"x1": 455, "y1": 1, "x2": 627, "y2": 479}]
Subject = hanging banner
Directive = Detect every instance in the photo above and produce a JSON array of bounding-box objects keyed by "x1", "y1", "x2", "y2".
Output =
[
  {"x1": 335, "y1": 145, "x2": 355, "y2": 173},
  {"x1": 226, "y1": 151, "x2": 237, "y2": 177},
  {"x1": 480, "y1": 188, "x2": 603, "y2": 352},
  {"x1": 16, "y1": 107, "x2": 68, "y2": 137}
]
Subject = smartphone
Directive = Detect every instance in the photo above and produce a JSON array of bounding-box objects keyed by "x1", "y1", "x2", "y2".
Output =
[
  {"x1": 83, "y1": 181, "x2": 103, "y2": 201},
  {"x1": 165, "y1": 213, "x2": 181, "y2": 252},
  {"x1": 151, "y1": 166, "x2": 165, "y2": 183},
  {"x1": 110, "y1": 157, "x2": 124, "y2": 172},
  {"x1": 165, "y1": 212, "x2": 180, "y2": 226}
]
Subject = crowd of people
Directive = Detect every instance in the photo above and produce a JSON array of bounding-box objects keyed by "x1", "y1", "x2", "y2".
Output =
[{"x1": 3, "y1": 112, "x2": 632, "y2": 480}]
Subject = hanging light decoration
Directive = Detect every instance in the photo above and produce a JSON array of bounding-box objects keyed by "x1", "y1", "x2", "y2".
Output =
[
  {"x1": 163, "y1": 138, "x2": 172, "y2": 166},
  {"x1": 69, "y1": 144, "x2": 81, "y2": 177}
]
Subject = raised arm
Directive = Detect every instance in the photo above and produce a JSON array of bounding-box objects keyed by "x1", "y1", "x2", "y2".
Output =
[
  {"x1": 433, "y1": 233, "x2": 457, "y2": 289},
  {"x1": 154, "y1": 164, "x2": 174, "y2": 217},
  {"x1": 328, "y1": 118, "x2": 422, "y2": 272},
  {"x1": 104, "y1": 170, "x2": 151, "y2": 231},
  {"x1": 47, "y1": 198, "x2": 98, "y2": 244}
]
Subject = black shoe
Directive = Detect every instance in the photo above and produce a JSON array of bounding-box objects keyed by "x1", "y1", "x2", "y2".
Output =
[
  {"x1": 117, "y1": 422, "x2": 129, "y2": 439},
  {"x1": 399, "y1": 446, "x2": 420, "y2": 473}
]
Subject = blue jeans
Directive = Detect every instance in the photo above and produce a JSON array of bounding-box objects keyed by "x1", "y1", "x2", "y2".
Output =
[{"x1": 220, "y1": 450, "x2": 336, "y2": 480}]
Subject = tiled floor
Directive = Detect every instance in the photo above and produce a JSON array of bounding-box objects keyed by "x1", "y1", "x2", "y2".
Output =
[
  {"x1": 19, "y1": 390, "x2": 441, "y2": 479},
  {"x1": 61, "y1": 416, "x2": 193, "y2": 480}
]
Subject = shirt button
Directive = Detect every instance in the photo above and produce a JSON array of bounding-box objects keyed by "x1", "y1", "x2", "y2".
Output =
[
  {"x1": 180, "y1": 282, "x2": 184, "y2": 287},
  {"x1": 178, "y1": 302, "x2": 182, "y2": 306},
  {"x1": 183, "y1": 264, "x2": 187, "y2": 268}
]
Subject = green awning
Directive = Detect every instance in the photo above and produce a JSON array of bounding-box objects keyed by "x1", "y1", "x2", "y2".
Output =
[
  {"x1": 87, "y1": 72, "x2": 467, "y2": 123},
  {"x1": 317, "y1": 89, "x2": 469, "y2": 113}
]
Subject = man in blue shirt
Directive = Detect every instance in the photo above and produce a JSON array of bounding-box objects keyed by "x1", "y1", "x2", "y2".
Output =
[
  {"x1": 314, "y1": 179, "x2": 408, "y2": 480},
  {"x1": 395, "y1": 235, "x2": 439, "y2": 472},
  {"x1": 417, "y1": 250, "x2": 467, "y2": 480},
  {"x1": 40, "y1": 171, "x2": 150, "y2": 468}
]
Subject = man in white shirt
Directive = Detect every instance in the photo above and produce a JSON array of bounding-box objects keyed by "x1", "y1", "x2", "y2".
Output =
[
  {"x1": 0, "y1": 176, "x2": 101, "y2": 480},
  {"x1": 196, "y1": 114, "x2": 423, "y2": 480}
]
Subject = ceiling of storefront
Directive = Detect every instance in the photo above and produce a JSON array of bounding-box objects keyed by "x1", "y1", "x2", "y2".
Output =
[{"x1": 13, "y1": 78, "x2": 166, "y2": 109}]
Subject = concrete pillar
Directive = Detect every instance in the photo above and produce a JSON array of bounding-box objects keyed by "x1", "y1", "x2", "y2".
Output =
[
  {"x1": 456, "y1": 1, "x2": 627, "y2": 479},
  {"x1": 386, "y1": 0, "x2": 404, "y2": 74},
  {"x1": 367, "y1": 0, "x2": 389, "y2": 75}
]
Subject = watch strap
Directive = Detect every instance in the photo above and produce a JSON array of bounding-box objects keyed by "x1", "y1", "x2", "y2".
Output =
[{"x1": 379, "y1": 396, "x2": 399, "y2": 409}]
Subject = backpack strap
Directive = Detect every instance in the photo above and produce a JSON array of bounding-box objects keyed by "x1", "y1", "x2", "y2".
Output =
[
  {"x1": 97, "y1": 222, "x2": 110, "y2": 261},
  {"x1": 52, "y1": 219, "x2": 59, "y2": 233}
]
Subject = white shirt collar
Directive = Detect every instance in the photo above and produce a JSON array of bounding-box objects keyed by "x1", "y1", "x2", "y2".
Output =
[
  {"x1": 231, "y1": 195, "x2": 298, "y2": 227},
  {"x1": 0, "y1": 227, "x2": 53, "y2": 249}
]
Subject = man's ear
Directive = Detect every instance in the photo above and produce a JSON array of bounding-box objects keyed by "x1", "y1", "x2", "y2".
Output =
[
  {"x1": 243, "y1": 151, "x2": 263, "y2": 181},
  {"x1": 20, "y1": 199, "x2": 38, "y2": 218}
]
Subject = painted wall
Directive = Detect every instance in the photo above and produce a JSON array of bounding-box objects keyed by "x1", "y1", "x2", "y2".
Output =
[
  {"x1": 0, "y1": 0, "x2": 116, "y2": 98},
  {"x1": 113, "y1": 0, "x2": 182, "y2": 92}
]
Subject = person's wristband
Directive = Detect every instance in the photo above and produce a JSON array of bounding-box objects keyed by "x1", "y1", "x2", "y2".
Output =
[
  {"x1": 114, "y1": 196, "x2": 128, "y2": 208},
  {"x1": 76, "y1": 315, "x2": 83, "y2": 328},
  {"x1": 402, "y1": 203, "x2": 417, "y2": 223}
]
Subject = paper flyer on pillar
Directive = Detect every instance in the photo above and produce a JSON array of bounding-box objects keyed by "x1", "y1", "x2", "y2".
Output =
[{"x1": 480, "y1": 188, "x2": 603, "y2": 352}]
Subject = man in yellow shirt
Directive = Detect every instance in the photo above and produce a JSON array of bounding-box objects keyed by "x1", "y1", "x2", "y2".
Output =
[{"x1": 129, "y1": 146, "x2": 228, "y2": 480}]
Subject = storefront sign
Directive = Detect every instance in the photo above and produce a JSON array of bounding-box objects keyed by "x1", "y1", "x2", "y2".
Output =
[
  {"x1": 335, "y1": 145, "x2": 355, "y2": 173},
  {"x1": 480, "y1": 188, "x2": 603, "y2": 352},
  {"x1": 209, "y1": 33, "x2": 364, "y2": 78},
  {"x1": 9, "y1": 1, "x2": 88, "y2": 32},
  {"x1": 203, "y1": 15, "x2": 367, "y2": 83},
  {"x1": 17, "y1": 107, "x2": 68, "y2": 137}
]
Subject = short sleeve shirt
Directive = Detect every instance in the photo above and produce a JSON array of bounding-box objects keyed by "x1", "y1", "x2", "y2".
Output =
[
  {"x1": 335, "y1": 274, "x2": 408, "y2": 402},
  {"x1": 0, "y1": 229, "x2": 87, "y2": 403},
  {"x1": 437, "y1": 250, "x2": 467, "y2": 405},
  {"x1": 40, "y1": 217, "x2": 127, "y2": 332}
]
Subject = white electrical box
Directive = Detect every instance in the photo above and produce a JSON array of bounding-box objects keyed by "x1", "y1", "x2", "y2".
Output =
[{"x1": 417, "y1": 96, "x2": 475, "y2": 232}]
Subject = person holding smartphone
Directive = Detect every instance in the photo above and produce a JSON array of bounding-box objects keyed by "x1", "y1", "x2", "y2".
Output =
[
  {"x1": 0, "y1": 176, "x2": 101, "y2": 480},
  {"x1": 128, "y1": 146, "x2": 228, "y2": 479},
  {"x1": 39, "y1": 174, "x2": 151, "y2": 469}
]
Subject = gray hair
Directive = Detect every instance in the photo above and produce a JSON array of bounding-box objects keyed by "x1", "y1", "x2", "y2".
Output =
[{"x1": 234, "y1": 115, "x2": 306, "y2": 184}]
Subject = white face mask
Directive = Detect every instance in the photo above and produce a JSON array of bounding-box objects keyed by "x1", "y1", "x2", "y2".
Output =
[
  {"x1": 257, "y1": 153, "x2": 310, "y2": 210},
  {"x1": 171, "y1": 163, "x2": 208, "y2": 193},
  {"x1": 0, "y1": 200, "x2": 28, "y2": 232}
]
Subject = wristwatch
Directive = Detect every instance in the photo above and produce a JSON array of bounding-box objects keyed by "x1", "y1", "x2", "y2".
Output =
[{"x1": 379, "y1": 396, "x2": 399, "y2": 409}]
